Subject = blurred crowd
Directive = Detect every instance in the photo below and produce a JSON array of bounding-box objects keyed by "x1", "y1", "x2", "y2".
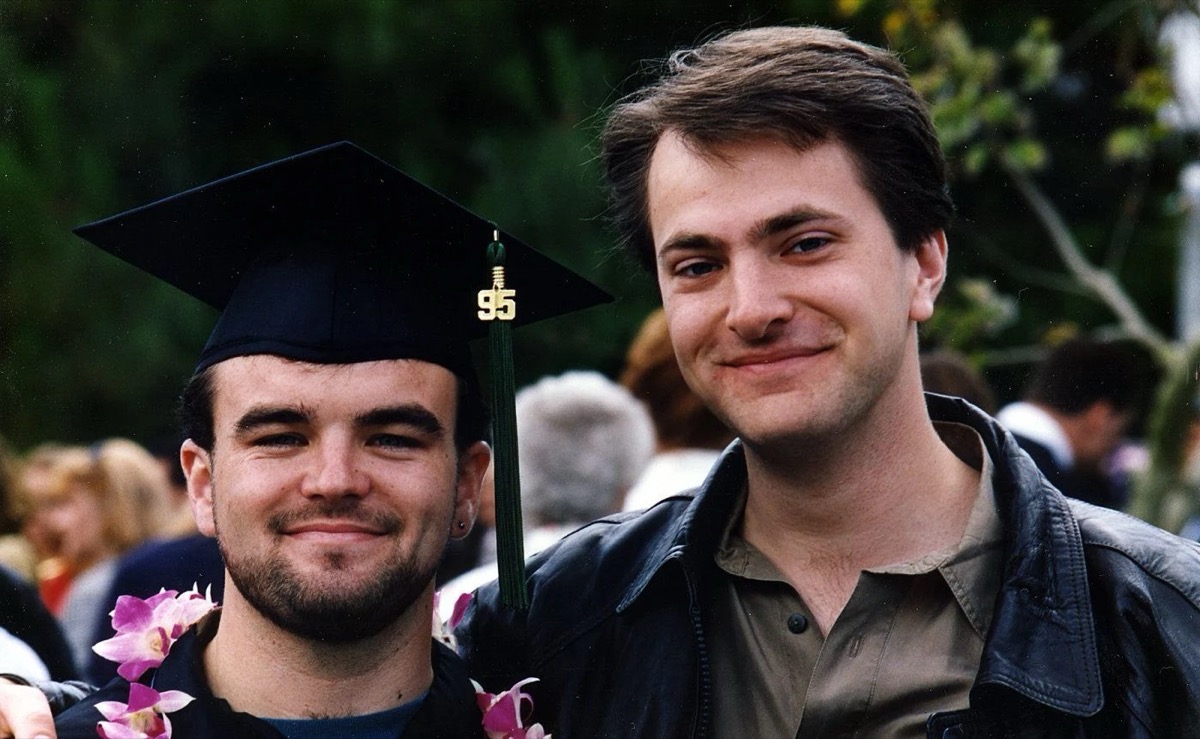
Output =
[
  {"x1": 0, "y1": 435, "x2": 225, "y2": 684},
  {"x1": 4, "y1": 314, "x2": 1199, "y2": 686}
]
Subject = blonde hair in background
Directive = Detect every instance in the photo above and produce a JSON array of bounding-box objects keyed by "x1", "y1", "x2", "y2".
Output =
[{"x1": 45, "y1": 439, "x2": 171, "y2": 554}]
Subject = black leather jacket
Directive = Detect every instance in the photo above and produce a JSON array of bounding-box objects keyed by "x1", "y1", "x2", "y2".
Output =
[{"x1": 460, "y1": 394, "x2": 1200, "y2": 738}]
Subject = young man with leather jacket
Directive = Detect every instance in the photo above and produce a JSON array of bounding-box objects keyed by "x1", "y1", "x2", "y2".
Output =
[{"x1": 457, "y1": 26, "x2": 1200, "y2": 737}]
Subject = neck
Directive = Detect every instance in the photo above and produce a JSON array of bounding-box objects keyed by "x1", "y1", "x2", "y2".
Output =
[
  {"x1": 204, "y1": 577, "x2": 435, "y2": 718},
  {"x1": 740, "y1": 379, "x2": 979, "y2": 633}
]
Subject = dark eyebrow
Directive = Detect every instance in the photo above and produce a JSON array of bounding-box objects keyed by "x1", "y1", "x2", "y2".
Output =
[
  {"x1": 356, "y1": 405, "x2": 445, "y2": 439},
  {"x1": 751, "y1": 207, "x2": 845, "y2": 242},
  {"x1": 235, "y1": 406, "x2": 313, "y2": 434},
  {"x1": 657, "y1": 232, "x2": 723, "y2": 264}
]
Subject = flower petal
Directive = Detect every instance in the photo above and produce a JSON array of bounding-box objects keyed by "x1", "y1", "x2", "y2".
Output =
[
  {"x1": 109, "y1": 596, "x2": 156, "y2": 632},
  {"x1": 94, "y1": 700, "x2": 130, "y2": 721},
  {"x1": 153, "y1": 690, "x2": 195, "y2": 714},
  {"x1": 97, "y1": 720, "x2": 150, "y2": 739},
  {"x1": 115, "y1": 657, "x2": 164, "y2": 683},
  {"x1": 125, "y1": 683, "x2": 162, "y2": 713},
  {"x1": 449, "y1": 592, "x2": 473, "y2": 630}
]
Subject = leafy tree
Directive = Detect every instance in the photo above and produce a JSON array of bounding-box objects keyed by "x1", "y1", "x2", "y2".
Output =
[{"x1": 860, "y1": 0, "x2": 1199, "y2": 529}]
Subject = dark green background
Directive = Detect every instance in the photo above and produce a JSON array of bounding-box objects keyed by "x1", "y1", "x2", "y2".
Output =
[{"x1": 0, "y1": 0, "x2": 1187, "y2": 449}]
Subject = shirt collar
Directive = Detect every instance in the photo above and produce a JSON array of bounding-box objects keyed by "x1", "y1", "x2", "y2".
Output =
[{"x1": 712, "y1": 423, "x2": 1004, "y2": 640}]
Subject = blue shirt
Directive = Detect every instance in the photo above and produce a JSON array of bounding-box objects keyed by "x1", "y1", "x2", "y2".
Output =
[{"x1": 264, "y1": 693, "x2": 427, "y2": 739}]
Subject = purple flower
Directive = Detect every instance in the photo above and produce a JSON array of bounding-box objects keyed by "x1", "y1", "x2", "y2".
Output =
[
  {"x1": 472, "y1": 677, "x2": 551, "y2": 739},
  {"x1": 95, "y1": 682, "x2": 194, "y2": 739},
  {"x1": 93, "y1": 585, "x2": 218, "y2": 681}
]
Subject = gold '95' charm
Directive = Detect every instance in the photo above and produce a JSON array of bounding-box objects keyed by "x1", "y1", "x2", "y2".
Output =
[{"x1": 478, "y1": 264, "x2": 516, "y2": 321}]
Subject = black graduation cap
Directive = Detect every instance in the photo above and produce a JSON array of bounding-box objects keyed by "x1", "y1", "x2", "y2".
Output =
[
  {"x1": 73, "y1": 141, "x2": 612, "y2": 610},
  {"x1": 74, "y1": 141, "x2": 610, "y2": 376}
]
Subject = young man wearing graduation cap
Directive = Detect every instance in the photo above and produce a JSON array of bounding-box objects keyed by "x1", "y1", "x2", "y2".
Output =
[{"x1": 1, "y1": 141, "x2": 606, "y2": 738}]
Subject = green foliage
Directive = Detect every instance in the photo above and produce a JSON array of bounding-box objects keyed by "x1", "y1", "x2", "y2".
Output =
[
  {"x1": 0, "y1": 0, "x2": 1192, "y2": 520},
  {"x1": 921, "y1": 277, "x2": 1019, "y2": 353}
]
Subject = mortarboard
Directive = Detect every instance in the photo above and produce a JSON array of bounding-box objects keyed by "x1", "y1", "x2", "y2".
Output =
[{"x1": 73, "y1": 141, "x2": 612, "y2": 609}]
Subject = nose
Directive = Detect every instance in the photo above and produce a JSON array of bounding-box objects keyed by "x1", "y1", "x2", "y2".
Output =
[
  {"x1": 724, "y1": 257, "x2": 794, "y2": 341},
  {"x1": 303, "y1": 438, "x2": 371, "y2": 499}
]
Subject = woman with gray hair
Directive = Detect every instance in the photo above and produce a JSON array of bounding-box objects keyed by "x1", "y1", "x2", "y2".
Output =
[
  {"x1": 438, "y1": 370, "x2": 655, "y2": 615},
  {"x1": 516, "y1": 370, "x2": 656, "y2": 550}
]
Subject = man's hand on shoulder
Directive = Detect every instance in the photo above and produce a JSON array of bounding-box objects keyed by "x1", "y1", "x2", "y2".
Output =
[{"x1": 0, "y1": 678, "x2": 56, "y2": 739}]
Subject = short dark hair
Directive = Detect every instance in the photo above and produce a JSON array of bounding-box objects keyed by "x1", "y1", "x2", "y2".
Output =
[
  {"x1": 1025, "y1": 339, "x2": 1146, "y2": 416},
  {"x1": 601, "y1": 25, "x2": 954, "y2": 269},
  {"x1": 178, "y1": 363, "x2": 490, "y2": 455}
]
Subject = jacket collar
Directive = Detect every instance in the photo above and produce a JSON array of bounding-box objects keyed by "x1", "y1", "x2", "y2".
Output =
[
  {"x1": 935, "y1": 394, "x2": 1102, "y2": 716},
  {"x1": 617, "y1": 441, "x2": 746, "y2": 612},
  {"x1": 620, "y1": 393, "x2": 1102, "y2": 716}
]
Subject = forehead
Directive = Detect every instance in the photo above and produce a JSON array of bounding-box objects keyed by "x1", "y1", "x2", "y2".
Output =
[
  {"x1": 209, "y1": 355, "x2": 460, "y2": 420},
  {"x1": 646, "y1": 134, "x2": 879, "y2": 228}
]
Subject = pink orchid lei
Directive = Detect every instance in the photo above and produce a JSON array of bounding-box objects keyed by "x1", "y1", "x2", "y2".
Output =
[
  {"x1": 90, "y1": 585, "x2": 218, "y2": 739},
  {"x1": 91, "y1": 586, "x2": 547, "y2": 738},
  {"x1": 435, "y1": 591, "x2": 552, "y2": 739},
  {"x1": 472, "y1": 677, "x2": 550, "y2": 739}
]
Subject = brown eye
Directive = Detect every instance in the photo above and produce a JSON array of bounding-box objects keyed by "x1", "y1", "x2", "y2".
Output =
[
  {"x1": 370, "y1": 433, "x2": 429, "y2": 451},
  {"x1": 677, "y1": 260, "x2": 719, "y2": 277},
  {"x1": 789, "y1": 236, "x2": 830, "y2": 254}
]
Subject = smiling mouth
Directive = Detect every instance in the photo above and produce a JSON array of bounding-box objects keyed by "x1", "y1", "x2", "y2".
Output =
[
  {"x1": 723, "y1": 347, "x2": 829, "y2": 368},
  {"x1": 269, "y1": 500, "x2": 401, "y2": 538},
  {"x1": 283, "y1": 521, "x2": 388, "y2": 536}
]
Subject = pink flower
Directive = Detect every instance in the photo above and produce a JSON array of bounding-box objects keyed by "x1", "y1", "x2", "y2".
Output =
[
  {"x1": 472, "y1": 677, "x2": 552, "y2": 739},
  {"x1": 432, "y1": 591, "x2": 474, "y2": 650},
  {"x1": 93, "y1": 585, "x2": 218, "y2": 681},
  {"x1": 95, "y1": 682, "x2": 194, "y2": 739},
  {"x1": 449, "y1": 592, "x2": 473, "y2": 631}
]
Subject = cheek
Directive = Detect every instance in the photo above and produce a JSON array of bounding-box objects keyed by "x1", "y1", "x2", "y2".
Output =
[{"x1": 661, "y1": 298, "x2": 703, "y2": 354}]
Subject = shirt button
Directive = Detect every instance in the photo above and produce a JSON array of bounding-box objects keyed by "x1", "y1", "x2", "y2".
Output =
[{"x1": 787, "y1": 612, "x2": 809, "y2": 634}]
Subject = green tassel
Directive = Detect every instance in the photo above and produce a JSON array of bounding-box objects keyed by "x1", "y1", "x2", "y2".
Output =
[{"x1": 485, "y1": 239, "x2": 529, "y2": 610}]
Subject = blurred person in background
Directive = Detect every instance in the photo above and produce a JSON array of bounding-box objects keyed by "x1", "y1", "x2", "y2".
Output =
[
  {"x1": 1174, "y1": 408, "x2": 1200, "y2": 541},
  {"x1": 0, "y1": 564, "x2": 77, "y2": 682},
  {"x1": 919, "y1": 348, "x2": 997, "y2": 414},
  {"x1": 0, "y1": 441, "x2": 78, "y2": 683},
  {"x1": 13, "y1": 444, "x2": 82, "y2": 608},
  {"x1": 24, "y1": 439, "x2": 170, "y2": 672},
  {"x1": 83, "y1": 435, "x2": 225, "y2": 684},
  {"x1": 0, "y1": 628, "x2": 50, "y2": 683},
  {"x1": 0, "y1": 436, "x2": 38, "y2": 580},
  {"x1": 996, "y1": 337, "x2": 1147, "y2": 509},
  {"x1": 439, "y1": 370, "x2": 655, "y2": 618},
  {"x1": 619, "y1": 308, "x2": 735, "y2": 511}
]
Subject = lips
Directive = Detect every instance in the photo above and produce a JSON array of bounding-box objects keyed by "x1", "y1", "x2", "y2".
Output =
[
  {"x1": 720, "y1": 345, "x2": 829, "y2": 367},
  {"x1": 269, "y1": 503, "x2": 401, "y2": 538},
  {"x1": 282, "y1": 520, "x2": 388, "y2": 536}
]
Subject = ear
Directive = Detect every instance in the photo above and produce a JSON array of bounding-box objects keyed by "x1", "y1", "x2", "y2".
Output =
[
  {"x1": 909, "y1": 229, "x2": 948, "y2": 323},
  {"x1": 180, "y1": 439, "x2": 216, "y2": 537},
  {"x1": 451, "y1": 441, "x2": 491, "y2": 539}
]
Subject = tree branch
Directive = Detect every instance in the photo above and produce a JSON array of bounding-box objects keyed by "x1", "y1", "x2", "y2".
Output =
[{"x1": 1001, "y1": 160, "x2": 1174, "y2": 363}]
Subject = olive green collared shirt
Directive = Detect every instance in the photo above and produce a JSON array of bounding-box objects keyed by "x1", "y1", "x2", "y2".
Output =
[{"x1": 708, "y1": 423, "x2": 1003, "y2": 738}]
